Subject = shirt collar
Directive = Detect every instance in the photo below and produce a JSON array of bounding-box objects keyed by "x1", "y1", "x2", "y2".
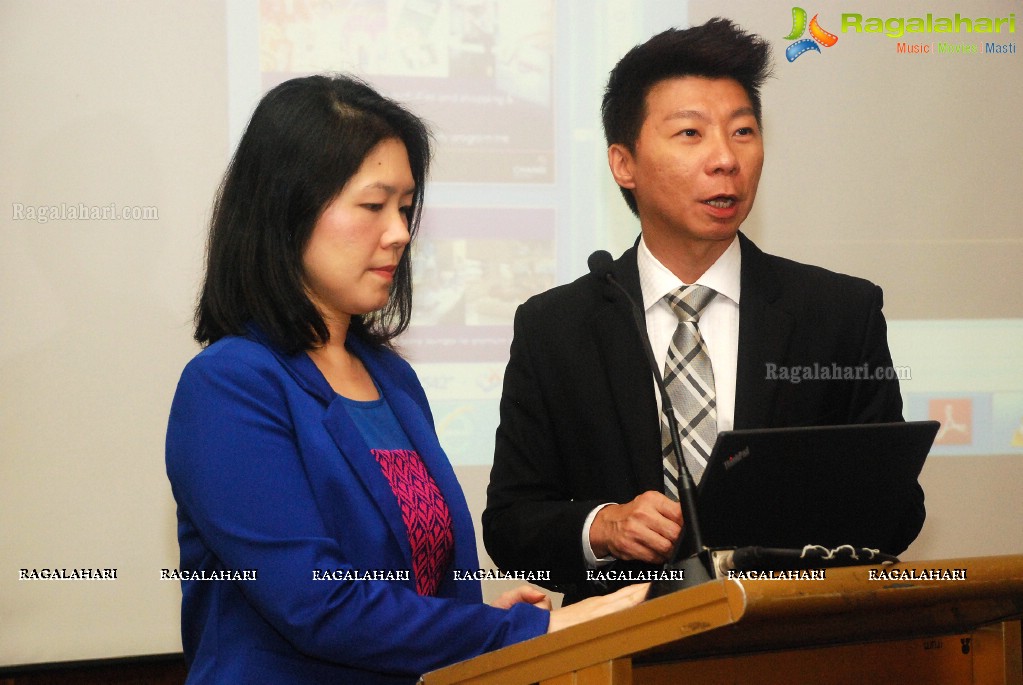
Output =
[{"x1": 637, "y1": 234, "x2": 742, "y2": 312}]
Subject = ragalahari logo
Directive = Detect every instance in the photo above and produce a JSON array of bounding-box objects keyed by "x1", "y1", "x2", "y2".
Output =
[{"x1": 784, "y1": 7, "x2": 839, "y2": 62}]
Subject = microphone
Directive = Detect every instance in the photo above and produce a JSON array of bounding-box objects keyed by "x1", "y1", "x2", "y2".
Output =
[{"x1": 587, "y1": 250, "x2": 713, "y2": 594}]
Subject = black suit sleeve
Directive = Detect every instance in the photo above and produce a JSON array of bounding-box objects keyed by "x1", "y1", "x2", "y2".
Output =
[
  {"x1": 796, "y1": 279, "x2": 923, "y2": 553},
  {"x1": 852, "y1": 285, "x2": 925, "y2": 554},
  {"x1": 848, "y1": 285, "x2": 904, "y2": 424},
  {"x1": 483, "y1": 302, "x2": 605, "y2": 593}
]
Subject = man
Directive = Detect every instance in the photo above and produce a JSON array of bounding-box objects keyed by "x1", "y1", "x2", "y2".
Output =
[{"x1": 483, "y1": 18, "x2": 924, "y2": 603}]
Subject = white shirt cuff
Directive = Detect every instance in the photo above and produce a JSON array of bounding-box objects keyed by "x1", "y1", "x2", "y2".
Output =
[{"x1": 582, "y1": 503, "x2": 617, "y2": 568}]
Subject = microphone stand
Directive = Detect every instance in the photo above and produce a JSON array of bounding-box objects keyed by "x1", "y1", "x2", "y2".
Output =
[{"x1": 588, "y1": 252, "x2": 714, "y2": 596}]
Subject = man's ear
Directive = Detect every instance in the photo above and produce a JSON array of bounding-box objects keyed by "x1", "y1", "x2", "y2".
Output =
[{"x1": 607, "y1": 144, "x2": 637, "y2": 190}]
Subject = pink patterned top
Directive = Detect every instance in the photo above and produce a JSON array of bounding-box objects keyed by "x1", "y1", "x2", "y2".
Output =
[{"x1": 371, "y1": 448, "x2": 454, "y2": 596}]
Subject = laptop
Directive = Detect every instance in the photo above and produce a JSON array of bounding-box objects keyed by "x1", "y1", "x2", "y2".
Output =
[{"x1": 693, "y1": 421, "x2": 939, "y2": 553}]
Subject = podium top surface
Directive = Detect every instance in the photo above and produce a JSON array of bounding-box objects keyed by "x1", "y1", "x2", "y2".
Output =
[{"x1": 420, "y1": 554, "x2": 1023, "y2": 685}]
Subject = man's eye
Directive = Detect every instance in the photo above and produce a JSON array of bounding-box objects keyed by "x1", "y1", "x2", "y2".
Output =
[
  {"x1": 736, "y1": 127, "x2": 755, "y2": 136},
  {"x1": 679, "y1": 129, "x2": 699, "y2": 137}
]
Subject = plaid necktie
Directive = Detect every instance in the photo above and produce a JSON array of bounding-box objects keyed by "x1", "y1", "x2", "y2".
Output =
[{"x1": 661, "y1": 285, "x2": 718, "y2": 498}]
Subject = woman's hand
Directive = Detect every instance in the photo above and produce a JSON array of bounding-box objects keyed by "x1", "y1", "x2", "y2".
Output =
[
  {"x1": 547, "y1": 583, "x2": 648, "y2": 633},
  {"x1": 492, "y1": 584, "x2": 553, "y2": 611}
]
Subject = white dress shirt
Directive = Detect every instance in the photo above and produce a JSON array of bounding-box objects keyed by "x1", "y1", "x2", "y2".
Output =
[
  {"x1": 582, "y1": 235, "x2": 742, "y2": 566},
  {"x1": 638, "y1": 234, "x2": 741, "y2": 436}
]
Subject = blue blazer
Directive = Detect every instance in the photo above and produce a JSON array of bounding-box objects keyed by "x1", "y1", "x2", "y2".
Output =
[{"x1": 166, "y1": 327, "x2": 547, "y2": 684}]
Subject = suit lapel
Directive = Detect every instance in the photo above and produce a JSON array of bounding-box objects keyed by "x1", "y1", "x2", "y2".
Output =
[
  {"x1": 262, "y1": 336, "x2": 416, "y2": 571},
  {"x1": 734, "y1": 233, "x2": 794, "y2": 429},
  {"x1": 250, "y1": 327, "x2": 473, "y2": 578},
  {"x1": 591, "y1": 247, "x2": 663, "y2": 493},
  {"x1": 366, "y1": 351, "x2": 480, "y2": 572},
  {"x1": 320, "y1": 398, "x2": 415, "y2": 565},
  {"x1": 351, "y1": 339, "x2": 480, "y2": 573}
]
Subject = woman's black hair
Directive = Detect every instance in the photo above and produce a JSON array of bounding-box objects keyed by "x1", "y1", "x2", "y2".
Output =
[{"x1": 195, "y1": 74, "x2": 431, "y2": 353}]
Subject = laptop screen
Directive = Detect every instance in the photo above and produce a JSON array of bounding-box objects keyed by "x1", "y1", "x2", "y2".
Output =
[{"x1": 693, "y1": 421, "x2": 938, "y2": 553}]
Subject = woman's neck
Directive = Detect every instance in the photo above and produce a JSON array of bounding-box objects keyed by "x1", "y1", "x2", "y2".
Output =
[{"x1": 307, "y1": 318, "x2": 379, "y2": 401}]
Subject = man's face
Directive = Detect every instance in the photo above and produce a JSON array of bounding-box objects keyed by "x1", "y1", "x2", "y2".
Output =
[{"x1": 609, "y1": 76, "x2": 764, "y2": 251}]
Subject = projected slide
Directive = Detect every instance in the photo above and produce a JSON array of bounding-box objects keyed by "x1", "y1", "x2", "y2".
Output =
[{"x1": 259, "y1": 0, "x2": 554, "y2": 182}]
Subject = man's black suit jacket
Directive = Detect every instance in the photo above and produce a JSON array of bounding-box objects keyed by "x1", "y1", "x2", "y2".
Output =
[{"x1": 483, "y1": 233, "x2": 925, "y2": 603}]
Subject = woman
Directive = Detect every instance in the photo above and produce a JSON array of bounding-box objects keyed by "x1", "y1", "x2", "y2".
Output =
[{"x1": 165, "y1": 74, "x2": 645, "y2": 684}]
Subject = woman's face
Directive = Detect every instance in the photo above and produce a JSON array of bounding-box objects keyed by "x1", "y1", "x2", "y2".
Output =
[{"x1": 301, "y1": 138, "x2": 415, "y2": 328}]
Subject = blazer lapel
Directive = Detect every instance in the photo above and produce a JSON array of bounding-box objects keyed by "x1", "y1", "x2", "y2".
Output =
[
  {"x1": 353, "y1": 339, "x2": 480, "y2": 574},
  {"x1": 591, "y1": 247, "x2": 663, "y2": 494},
  {"x1": 320, "y1": 398, "x2": 415, "y2": 566},
  {"x1": 262, "y1": 337, "x2": 416, "y2": 570},
  {"x1": 734, "y1": 233, "x2": 795, "y2": 429}
]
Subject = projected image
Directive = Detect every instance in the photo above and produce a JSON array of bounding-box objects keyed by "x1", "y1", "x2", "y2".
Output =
[
  {"x1": 259, "y1": 0, "x2": 554, "y2": 183},
  {"x1": 413, "y1": 237, "x2": 553, "y2": 326},
  {"x1": 403, "y1": 206, "x2": 555, "y2": 362},
  {"x1": 901, "y1": 390, "x2": 1023, "y2": 457},
  {"x1": 413, "y1": 362, "x2": 506, "y2": 465},
  {"x1": 903, "y1": 393, "x2": 993, "y2": 456},
  {"x1": 994, "y1": 393, "x2": 1023, "y2": 453}
]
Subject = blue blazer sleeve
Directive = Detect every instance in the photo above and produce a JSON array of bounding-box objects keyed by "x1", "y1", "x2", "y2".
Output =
[{"x1": 166, "y1": 335, "x2": 547, "y2": 683}]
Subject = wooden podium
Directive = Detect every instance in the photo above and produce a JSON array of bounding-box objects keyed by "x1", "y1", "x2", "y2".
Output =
[{"x1": 421, "y1": 555, "x2": 1023, "y2": 685}]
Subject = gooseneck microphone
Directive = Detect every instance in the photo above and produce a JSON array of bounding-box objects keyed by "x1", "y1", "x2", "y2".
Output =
[{"x1": 587, "y1": 250, "x2": 713, "y2": 595}]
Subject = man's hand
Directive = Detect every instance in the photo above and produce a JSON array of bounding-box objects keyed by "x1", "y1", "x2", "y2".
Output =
[{"x1": 589, "y1": 491, "x2": 683, "y2": 563}]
